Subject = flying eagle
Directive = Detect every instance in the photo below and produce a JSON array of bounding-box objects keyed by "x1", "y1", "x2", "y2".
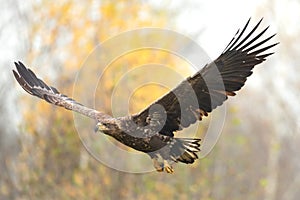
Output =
[{"x1": 13, "y1": 19, "x2": 278, "y2": 173}]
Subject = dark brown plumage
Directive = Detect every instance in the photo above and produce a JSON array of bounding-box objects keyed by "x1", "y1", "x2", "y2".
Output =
[{"x1": 13, "y1": 18, "x2": 278, "y2": 173}]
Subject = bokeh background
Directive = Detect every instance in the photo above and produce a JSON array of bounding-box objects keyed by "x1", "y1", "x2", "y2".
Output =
[{"x1": 1, "y1": 0, "x2": 299, "y2": 199}]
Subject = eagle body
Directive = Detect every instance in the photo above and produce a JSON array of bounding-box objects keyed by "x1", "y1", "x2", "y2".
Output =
[
  {"x1": 96, "y1": 116, "x2": 200, "y2": 172},
  {"x1": 13, "y1": 18, "x2": 278, "y2": 173}
]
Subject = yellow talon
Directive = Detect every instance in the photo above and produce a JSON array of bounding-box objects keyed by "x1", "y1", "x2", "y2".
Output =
[
  {"x1": 153, "y1": 158, "x2": 174, "y2": 173},
  {"x1": 164, "y1": 160, "x2": 174, "y2": 173}
]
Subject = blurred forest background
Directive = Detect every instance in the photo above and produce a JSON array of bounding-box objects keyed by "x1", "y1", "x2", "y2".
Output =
[{"x1": 1, "y1": 0, "x2": 299, "y2": 199}]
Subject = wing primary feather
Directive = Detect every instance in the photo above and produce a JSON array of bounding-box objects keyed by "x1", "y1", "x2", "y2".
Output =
[
  {"x1": 243, "y1": 34, "x2": 277, "y2": 53},
  {"x1": 256, "y1": 52, "x2": 275, "y2": 60},
  {"x1": 12, "y1": 69, "x2": 34, "y2": 95},
  {"x1": 237, "y1": 26, "x2": 270, "y2": 51},
  {"x1": 230, "y1": 18, "x2": 263, "y2": 51},
  {"x1": 248, "y1": 42, "x2": 279, "y2": 56},
  {"x1": 223, "y1": 28, "x2": 240, "y2": 53},
  {"x1": 223, "y1": 17, "x2": 251, "y2": 53}
]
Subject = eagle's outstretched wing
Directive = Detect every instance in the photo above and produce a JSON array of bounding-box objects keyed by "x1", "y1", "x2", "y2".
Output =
[
  {"x1": 13, "y1": 62, "x2": 110, "y2": 121},
  {"x1": 132, "y1": 18, "x2": 278, "y2": 136}
]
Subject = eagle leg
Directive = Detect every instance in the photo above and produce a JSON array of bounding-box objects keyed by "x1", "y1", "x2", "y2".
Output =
[
  {"x1": 152, "y1": 157, "x2": 164, "y2": 172},
  {"x1": 152, "y1": 156, "x2": 174, "y2": 173}
]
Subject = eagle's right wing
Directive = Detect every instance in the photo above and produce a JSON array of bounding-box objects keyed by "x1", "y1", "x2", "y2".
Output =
[{"x1": 13, "y1": 61, "x2": 110, "y2": 121}]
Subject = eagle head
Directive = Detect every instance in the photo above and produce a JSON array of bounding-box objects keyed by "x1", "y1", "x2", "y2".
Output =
[{"x1": 95, "y1": 120, "x2": 119, "y2": 134}]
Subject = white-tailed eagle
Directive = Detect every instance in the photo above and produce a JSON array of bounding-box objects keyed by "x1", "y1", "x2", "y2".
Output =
[{"x1": 13, "y1": 19, "x2": 278, "y2": 173}]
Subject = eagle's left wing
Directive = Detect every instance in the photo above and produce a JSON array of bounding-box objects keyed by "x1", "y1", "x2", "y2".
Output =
[
  {"x1": 13, "y1": 62, "x2": 109, "y2": 121},
  {"x1": 131, "y1": 18, "x2": 278, "y2": 137}
]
